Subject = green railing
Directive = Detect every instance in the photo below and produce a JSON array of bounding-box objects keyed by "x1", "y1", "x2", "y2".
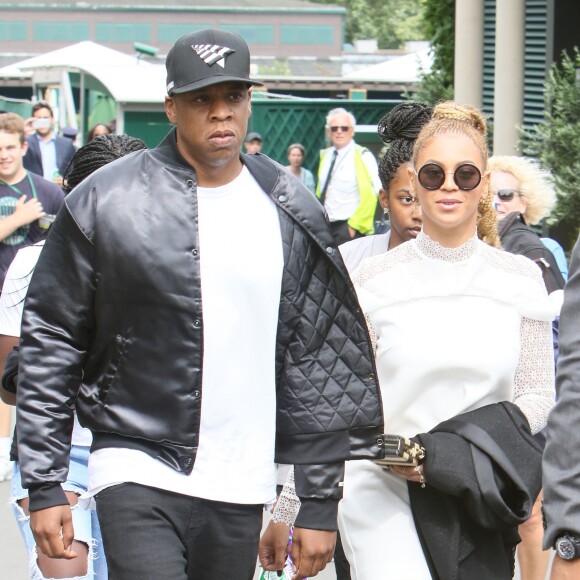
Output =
[{"x1": 249, "y1": 98, "x2": 400, "y2": 171}]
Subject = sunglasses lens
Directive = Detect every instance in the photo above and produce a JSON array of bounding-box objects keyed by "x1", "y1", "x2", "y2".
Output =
[
  {"x1": 330, "y1": 126, "x2": 349, "y2": 132},
  {"x1": 455, "y1": 164, "x2": 481, "y2": 190},
  {"x1": 418, "y1": 164, "x2": 445, "y2": 190},
  {"x1": 497, "y1": 189, "x2": 516, "y2": 201}
]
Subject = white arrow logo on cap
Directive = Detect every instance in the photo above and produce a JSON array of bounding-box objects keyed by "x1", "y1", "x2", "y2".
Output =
[{"x1": 192, "y1": 44, "x2": 235, "y2": 68}]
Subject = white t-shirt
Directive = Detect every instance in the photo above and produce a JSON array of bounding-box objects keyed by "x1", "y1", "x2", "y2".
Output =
[
  {"x1": 319, "y1": 140, "x2": 381, "y2": 222},
  {"x1": 88, "y1": 166, "x2": 284, "y2": 505},
  {"x1": 0, "y1": 242, "x2": 92, "y2": 447}
]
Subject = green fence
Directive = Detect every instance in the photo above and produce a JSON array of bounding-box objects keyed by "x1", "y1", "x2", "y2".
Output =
[
  {"x1": 249, "y1": 98, "x2": 400, "y2": 172},
  {"x1": 123, "y1": 98, "x2": 401, "y2": 174}
]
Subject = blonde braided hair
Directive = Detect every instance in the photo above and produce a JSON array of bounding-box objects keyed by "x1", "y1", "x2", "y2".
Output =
[{"x1": 412, "y1": 101, "x2": 501, "y2": 249}]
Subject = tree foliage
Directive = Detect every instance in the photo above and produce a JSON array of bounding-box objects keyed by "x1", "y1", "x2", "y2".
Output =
[
  {"x1": 405, "y1": 0, "x2": 455, "y2": 105},
  {"x1": 309, "y1": 0, "x2": 424, "y2": 50},
  {"x1": 520, "y1": 49, "x2": 580, "y2": 248}
]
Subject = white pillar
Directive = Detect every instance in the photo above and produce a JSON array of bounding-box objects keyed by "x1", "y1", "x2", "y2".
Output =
[
  {"x1": 454, "y1": 0, "x2": 483, "y2": 108},
  {"x1": 493, "y1": 0, "x2": 525, "y2": 155}
]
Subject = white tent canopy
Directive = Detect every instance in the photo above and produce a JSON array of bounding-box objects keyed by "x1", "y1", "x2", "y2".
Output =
[
  {"x1": 0, "y1": 41, "x2": 144, "y2": 79},
  {"x1": 343, "y1": 49, "x2": 433, "y2": 83},
  {"x1": 0, "y1": 41, "x2": 167, "y2": 134}
]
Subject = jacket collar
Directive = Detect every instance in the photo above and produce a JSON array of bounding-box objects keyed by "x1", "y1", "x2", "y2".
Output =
[
  {"x1": 154, "y1": 129, "x2": 345, "y2": 275},
  {"x1": 498, "y1": 211, "x2": 527, "y2": 238}
]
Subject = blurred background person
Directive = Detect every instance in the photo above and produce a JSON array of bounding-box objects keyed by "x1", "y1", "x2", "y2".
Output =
[
  {"x1": 542, "y1": 234, "x2": 580, "y2": 580},
  {"x1": 243, "y1": 131, "x2": 263, "y2": 154},
  {"x1": 87, "y1": 123, "x2": 112, "y2": 142},
  {"x1": 0, "y1": 112, "x2": 64, "y2": 285},
  {"x1": 286, "y1": 143, "x2": 315, "y2": 193},
  {"x1": 490, "y1": 155, "x2": 566, "y2": 295},
  {"x1": 22, "y1": 102, "x2": 75, "y2": 188},
  {"x1": 316, "y1": 107, "x2": 381, "y2": 245}
]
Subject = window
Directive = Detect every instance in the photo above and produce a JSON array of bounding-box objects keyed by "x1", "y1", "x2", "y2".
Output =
[
  {"x1": 158, "y1": 23, "x2": 212, "y2": 43},
  {"x1": 34, "y1": 22, "x2": 89, "y2": 42},
  {"x1": 281, "y1": 25, "x2": 334, "y2": 45},
  {"x1": 0, "y1": 22, "x2": 27, "y2": 41},
  {"x1": 96, "y1": 23, "x2": 151, "y2": 43},
  {"x1": 220, "y1": 24, "x2": 273, "y2": 45}
]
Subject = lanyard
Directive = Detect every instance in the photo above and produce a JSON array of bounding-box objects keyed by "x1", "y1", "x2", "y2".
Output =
[{"x1": 0, "y1": 172, "x2": 39, "y2": 200}]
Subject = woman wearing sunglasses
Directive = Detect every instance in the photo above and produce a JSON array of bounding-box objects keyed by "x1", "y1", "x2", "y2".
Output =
[
  {"x1": 489, "y1": 155, "x2": 567, "y2": 292},
  {"x1": 325, "y1": 102, "x2": 553, "y2": 580},
  {"x1": 267, "y1": 102, "x2": 555, "y2": 579}
]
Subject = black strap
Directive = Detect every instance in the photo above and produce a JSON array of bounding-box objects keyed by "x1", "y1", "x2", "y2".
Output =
[{"x1": 318, "y1": 149, "x2": 338, "y2": 207}]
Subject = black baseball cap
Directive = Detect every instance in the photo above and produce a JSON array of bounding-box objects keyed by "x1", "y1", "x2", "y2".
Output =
[
  {"x1": 244, "y1": 132, "x2": 262, "y2": 143},
  {"x1": 166, "y1": 29, "x2": 264, "y2": 95}
]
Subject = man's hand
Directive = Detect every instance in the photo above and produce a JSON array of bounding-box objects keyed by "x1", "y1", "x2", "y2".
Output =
[
  {"x1": 348, "y1": 225, "x2": 357, "y2": 239},
  {"x1": 23, "y1": 117, "x2": 36, "y2": 136},
  {"x1": 259, "y1": 520, "x2": 291, "y2": 573},
  {"x1": 290, "y1": 527, "x2": 336, "y2": 579},
  {"x1": 550, "y1": 556, "x2": 580, "y2": 579},
  {"x1": 12, "y1": 195, "x2": 45, "y2": 227},
  {"x1": 30, "y1": 505, "x2": 77, "y2": 560}
]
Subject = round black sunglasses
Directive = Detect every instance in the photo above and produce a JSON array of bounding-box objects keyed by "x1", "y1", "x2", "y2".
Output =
[{"x1": 417, "y1": 163, "x2": 482, "y2": 191}]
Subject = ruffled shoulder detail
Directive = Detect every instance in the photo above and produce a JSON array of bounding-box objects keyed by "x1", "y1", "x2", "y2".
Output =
[{"x1": 353, "y1": 239, "x2": 557, "y2": 322}]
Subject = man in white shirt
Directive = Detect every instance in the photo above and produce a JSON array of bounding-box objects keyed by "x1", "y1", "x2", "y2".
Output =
[
  {"x1": 316, "y1": 108, "x2": 381, "y2": 245},
  {"x1": 16, "y1": 29, "x2": 384, "y2": 580}
]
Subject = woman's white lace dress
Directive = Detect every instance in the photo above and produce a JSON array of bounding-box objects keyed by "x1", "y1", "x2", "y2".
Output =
[{"x1": 335, "y1": 232, "x2": 556, "y2": 579}]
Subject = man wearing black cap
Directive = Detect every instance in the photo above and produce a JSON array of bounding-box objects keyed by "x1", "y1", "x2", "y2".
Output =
[
  {"x1": 15, "y1": 29, "x2": 383, "y2": 580},
  {"x1": 244, "y1": 131, "x2": 263, "y2": 154}
]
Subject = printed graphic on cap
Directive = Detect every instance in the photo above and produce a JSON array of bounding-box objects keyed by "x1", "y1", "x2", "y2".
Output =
[{"x1": 192, "y1": 44, "x2": 235, "y2": 68}]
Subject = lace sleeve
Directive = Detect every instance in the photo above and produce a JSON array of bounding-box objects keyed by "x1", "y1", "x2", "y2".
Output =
[
  {"x1": 513, "y1": 317, "x2": 555, "y2": 434},
  {"x1": 272, "y1": 465, "x2": 301, "y2": 526},
  {"x1": 364, "y1": 313, "x2": 377, "y2": 354}
]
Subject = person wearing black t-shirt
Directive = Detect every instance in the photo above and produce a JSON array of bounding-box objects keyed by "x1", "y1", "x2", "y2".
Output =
[{"x1": 0, "y1": 113, "x2": 64, "y2": 284}]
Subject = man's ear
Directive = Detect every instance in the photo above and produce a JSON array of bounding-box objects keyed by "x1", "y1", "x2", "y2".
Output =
[
  {"x1": 164, "y1": 96, "x2": 176, "y2": 125},
  {"x1": 21, "y1": 140, "x2": 28, "y2": 156}
]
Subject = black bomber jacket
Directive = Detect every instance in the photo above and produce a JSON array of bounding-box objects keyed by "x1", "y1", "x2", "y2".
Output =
[{"x1": 16, "y1": 129, "x2": 384, "y2": 529}]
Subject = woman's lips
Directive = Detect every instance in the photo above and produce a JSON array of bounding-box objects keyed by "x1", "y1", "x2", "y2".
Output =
[{"x1": 436, "y1": 199, "x2": 461, "y2": 209}]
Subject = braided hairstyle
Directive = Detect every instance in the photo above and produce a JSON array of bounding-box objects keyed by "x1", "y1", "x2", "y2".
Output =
[
  {"x1": 412, "y1": 101, "x2": 501, "y2": 249},
  {"x1": 377, "y1": 102, "x2": 433, "y2": 190},
  {"x1": 63, "y1": 134, "x2": 147, "y2": 193}
]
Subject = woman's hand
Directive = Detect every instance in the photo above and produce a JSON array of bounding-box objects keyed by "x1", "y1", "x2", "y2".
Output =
[
  {"x1": 259, "y1": 520, "x2": 291, "y2": 573},
  {"x1": 389, "y1": 463, "x2": 427, "y2": 486}
]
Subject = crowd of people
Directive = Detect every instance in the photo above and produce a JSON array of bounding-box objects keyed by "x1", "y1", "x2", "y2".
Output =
[{"x1": 0, "y1": 27, "x2": 579, "y2": 580}]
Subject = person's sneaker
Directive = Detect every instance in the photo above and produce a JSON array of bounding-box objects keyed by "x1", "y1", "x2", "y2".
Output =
[{"x1": 0, "y1": 453, "x2": 12, "y2": 482}]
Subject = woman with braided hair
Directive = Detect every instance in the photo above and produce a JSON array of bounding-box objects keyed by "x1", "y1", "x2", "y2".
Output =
[
  {"x1": 267, "y1": 102, "x2": 557, "y2": 579},
  {"x1": 62, "y1": 133, "x2": 147, "y2": 193},
  {"x1": 339, "y1": 102, "x2": 431, "y2": 273},
  {"x1": 0, "y1": 133, "x2": 146, "y2": 580}
]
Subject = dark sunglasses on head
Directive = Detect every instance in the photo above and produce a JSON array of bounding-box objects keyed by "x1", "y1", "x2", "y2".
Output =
[
  {"x1": 329, "y1": 125, "x2": 351, "y2": 133},
  {"x1": 494, "y1": 189, "x2": 522, "y2": 202},
  {"x1": 417, "y1": 163, "x2": 482, "y2": 191}
]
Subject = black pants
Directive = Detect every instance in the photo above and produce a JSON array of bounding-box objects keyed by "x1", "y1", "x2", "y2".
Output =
[
  {"x1": 334, "y1": 531, "x2": 352, "y2": 580},
  {"x1": 96, "y1": 482, "x2": 263, "y2": 580}
]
